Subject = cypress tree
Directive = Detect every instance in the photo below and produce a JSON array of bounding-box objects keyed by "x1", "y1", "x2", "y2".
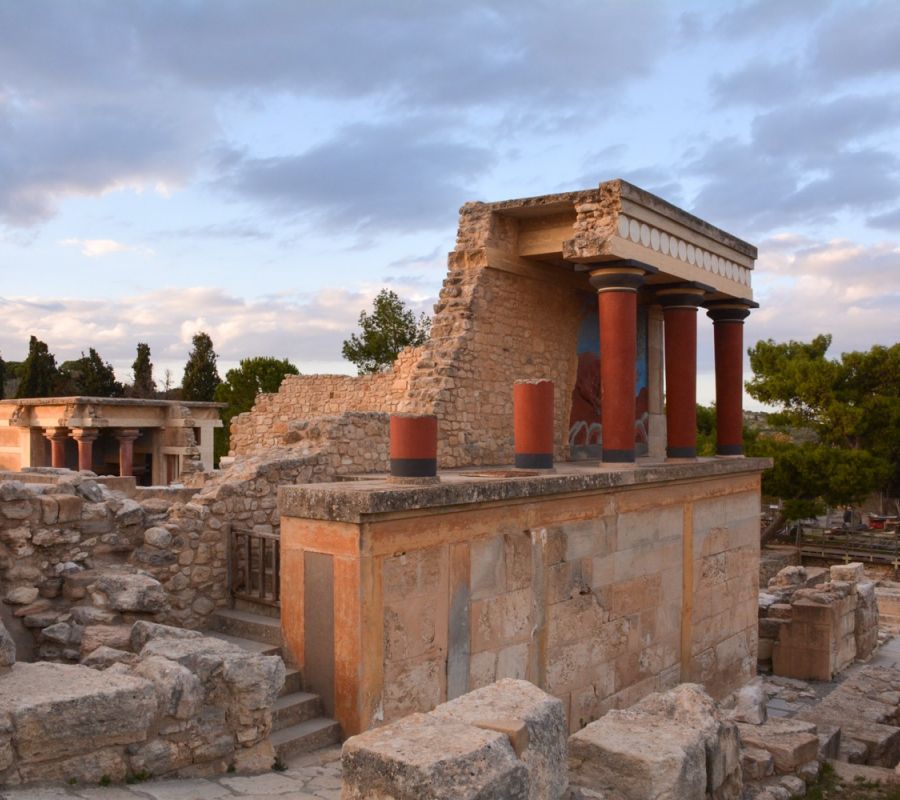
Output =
[
  {"x1": 132, "y1": 343, "x2": 156, "y2": 398},
  {"x1": 181, "y1": 332, "x2": 221, "y2": 401},
  {"x1": 16, "y1": 336, "x2": 60, "y2": 398}
]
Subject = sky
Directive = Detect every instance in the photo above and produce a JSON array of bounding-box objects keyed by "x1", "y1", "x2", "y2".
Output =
[{"x1": 1, "y1": 0, "x2": 898, "y2": 407}]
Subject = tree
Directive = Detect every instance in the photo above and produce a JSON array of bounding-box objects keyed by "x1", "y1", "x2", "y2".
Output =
[
  {"x1": 181, "y1": 332, "x2": 221, "y2": 401},
  {"x1": 59, "y1": 348, "x2": 123, "y2": 397},
  {"x1": 16, "y1": 336, "x2": 60, "y2": 398},
  {"x1": 0, "y1": 352, "x2": 5, "y2": 400},
  {"x1": 213, "y1": 356, "x2": 300, "y2": 461},
  {"x1": 746, "y1": 335, "x2": 899, "y2": 537},
  {"x1": 341, "y1": 289, "x2": 431, "y2": 374},
  {"x1": 131, "y1": 343, "x2": 156, "y2": 398}
]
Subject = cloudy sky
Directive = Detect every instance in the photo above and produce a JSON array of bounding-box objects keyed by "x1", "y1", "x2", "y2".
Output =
[{"x1": 1, "y1": 0, "x2": 898, "y2": 405}]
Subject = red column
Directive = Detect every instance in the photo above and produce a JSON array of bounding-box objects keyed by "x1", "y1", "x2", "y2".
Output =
[
  {"x1": 706, "y1": 302, "x2": 752, "y2": 456},
  {"x1": 589, "y1": 266, "x2": 649, "y2": 463},
  {"x1": 389, "y1": 414, "x2": 437, "y2": 479},
  {"x1": 513, "y1": 379, "x2": 554, "y2": 469},
  {"x1": 70, "y1": 428, "x2": 99, "y2": 472},
  {"x1": 117, "y1": 428, "x2": 140, "y2": 477},
  {"x1": 44, "y1": 427, "x2": 69, "y2": 468},
  {"x1": 658, "y1": 286, "x2": 706, "y2": 459}
]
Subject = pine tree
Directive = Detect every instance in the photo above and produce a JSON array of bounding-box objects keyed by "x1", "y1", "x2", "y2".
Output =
[
  {"x1": 181, "y1": 332, "x2": 221, "y2": 401},
  {"x1": 132, "y1": 343, "x2": 156, "y2": 398},
  {"x1": 16, "y1": 336, "x2": 60, "y2": 398}
]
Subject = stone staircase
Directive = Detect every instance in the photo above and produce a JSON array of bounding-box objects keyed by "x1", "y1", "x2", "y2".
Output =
[{"x1": 204, "y1": 601, "x2": 342, "y2": 762}]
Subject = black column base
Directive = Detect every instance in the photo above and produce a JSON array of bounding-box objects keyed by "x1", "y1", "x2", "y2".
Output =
[
  {"x1": 716, "y1": 444, "x2": 743, "y2": 456},
  {"x1": 667, "y1": 446, "x2": 697, "y2": 459},
  {"x1": 514, "y1": 452, "x2": 554, "y2": 469},
  {"x1": 390, "y1": 457, "x2": 438, "y2": 477},
  {"x1": 602, "y1": 448, "x2": 635, "y2": 463}
]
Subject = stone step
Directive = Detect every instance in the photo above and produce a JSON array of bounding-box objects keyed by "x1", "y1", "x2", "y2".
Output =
[
  {"x1": 273, "y1": 691, "x2": 321, "y2": 731},
  {"x1": 233, "y1": 597, "x2": 282, "y2": 620},
  {"x1": 272, "y1": 717, "x2": 342, "y2": 762},
  {"x1": 207, "y1": 608, "x2": 282, "y2": 646},
  {"x1": 282, "y1": 667, "x2": 303, "y2": 697},
  {"x1": 203, "y1": 630, "x2": 281, "y2": 658}
]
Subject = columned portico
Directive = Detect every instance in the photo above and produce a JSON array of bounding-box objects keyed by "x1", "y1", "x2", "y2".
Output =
[
  {"x1": 658, "y1": 285, "x2": 706, "y2": 459},
  {"x1": 43, "y1": 427, "x2": 69, "y2": 468},
  {"x1": 706, "y1": 301, "x2": 754, "y2": 456},
  {"x1": 116, "y1": 428, "x2": 140, "y2": 477},
  {"x1": 589, "y1": 265, "x2": 651, "y2": 463},
  {"x1": 70, "y1": 427, "x2": 98, "y2": 471}
]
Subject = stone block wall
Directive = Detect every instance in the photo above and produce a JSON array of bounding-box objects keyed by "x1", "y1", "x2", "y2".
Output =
[{"x1": 279, "y1": 459, "x2": 765, "y2": 736}]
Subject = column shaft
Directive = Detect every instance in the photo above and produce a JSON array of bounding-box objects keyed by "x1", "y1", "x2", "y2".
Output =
[
  {"x1": 44, "y1": 428, "x2": 69, "y2": 469},
  {"x1": 117, "y1": 429, "x2": 140, "y2": 477},
  {"x1": 707, "y1": 303, "x2": 752, "y2": 456},
  {"x1": 70, "y1": 428, "x2": 99, "y2": 471}
]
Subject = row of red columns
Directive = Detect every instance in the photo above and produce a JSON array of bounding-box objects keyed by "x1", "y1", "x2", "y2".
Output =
[
  {"x1": 43, "y1": 427, "x2": 140, "y2": 476},
  {"x1": 590, "y1": 265, "x2": 752, "y2": 462}
]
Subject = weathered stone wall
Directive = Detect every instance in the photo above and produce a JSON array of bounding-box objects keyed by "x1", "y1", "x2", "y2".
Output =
[
  {"x1": 0, "y1": 620, "x2": 283, "y2": 785},
  {"x1": 230, "y1": 199, "x2": 666, "y2": 469},
  {"x1": 279, "y1": 460, "x2": 764, "y2": 736}
]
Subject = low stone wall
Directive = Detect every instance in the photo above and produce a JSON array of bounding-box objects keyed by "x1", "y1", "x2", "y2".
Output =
[
  {"x1": 280, "y1": 458, "x2": 766, "y2": 737},
  {"x1": 759, "y1": 563, "x2": 878, "y2": 680},
  {"x1": 0, "y1": 620, "x2": 283, "y2": 786}
]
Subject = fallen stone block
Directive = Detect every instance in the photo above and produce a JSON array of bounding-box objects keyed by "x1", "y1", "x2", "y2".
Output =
[
  {"x1": 341, "y1": 712, "x2": 529, "y2": 799},
  {"x1": 430, "y1": 678, "x2": 567, "y2": 800},
  {"x1": 569, "y1": 684, "x2": 740, "y2": 800},
  {"x1": 92, "y1": 570, "x2": 167, "y2": 613},
  {"x1": 740, "y1": 746, "x2": 774, "y2": 782},
  {"x1": 736, "y1": 719, "x2": 819, "y2": 774},
  {"x1": 830, "y1": 562, "x2": 865, "y2": 583}
]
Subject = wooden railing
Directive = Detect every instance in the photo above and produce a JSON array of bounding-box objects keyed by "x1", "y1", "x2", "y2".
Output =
[{"x1": 229, "y1": 527, "x2": 280, "y2": 606}]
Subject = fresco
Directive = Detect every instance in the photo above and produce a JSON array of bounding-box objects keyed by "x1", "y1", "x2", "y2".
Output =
[{"x1": 569, "y1": 293, "x2": 649, "y2": 459}]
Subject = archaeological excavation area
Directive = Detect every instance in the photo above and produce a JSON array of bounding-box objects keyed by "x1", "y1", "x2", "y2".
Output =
[{"x1": 2, "y1": 181, "x2": 898, "y2": 798}]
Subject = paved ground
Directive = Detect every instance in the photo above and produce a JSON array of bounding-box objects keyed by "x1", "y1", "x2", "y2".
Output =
[{"x1": 0, "y1": 747, "x2": 342, "y2": 800}]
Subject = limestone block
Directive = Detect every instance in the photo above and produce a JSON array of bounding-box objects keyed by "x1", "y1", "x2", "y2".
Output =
[
  {"x1": 15, "y1": 745, "x2": 128, "y2": 785},
  {"x1": 144, "y1": 526, "x2": 174, "y2": 549},
  {"x1": 730, "y1": 680, "x2": 767, "y2": 725},
  {"x1": 0, "y1": 620, "x2": 15, "y2": 668},
  {"x1": 855, "y1": 581, "x2": 879, "y2": 660},
  {"x1": 133, "y1": 655, "x2": 203, "y2": 719},
  {"x1": 768, "y1": 566, "x2": 807, "y2": 589},
  {"x1": 740, "y1": 746, "x2": 774, "y2": 781},
  {"x1": 569, "y1": 684, "x2": 741, "y2": 800},
  {"x1": 735, "y1": 719, "x2": 819, "y2": 773},
  {"x1": 431, "y1": 678, "x2": 567, "y2": 800},
  {"x1": 4, "y1": 586, "x2": 38, "y2": 605},
  {"x1": 93, "y1": 571, "x2": 168, "y2": 613},
  {"x1": 81, "y1": 624, "x2": 133, "y2": 655},
  {"x1": 126, "y1": 737, "x2": 192, "y2": 776},
  {"x1": 115, "y1": 498, "x2": 144, "y2": 526},
  {"x1": 55, "y1": 494, "x2": 83, "y2": 523},
  {"x1": 81, "y1": 645, "x2": 138, "y2": 669},
  {"x1": 0, "y1": 662, "x2": 156, "y2": 763},
  {"x1": 341, "y1": 712, "x2": 529, "y2": 800},
  {"x1": 830, "y1": 562, "x2": 865, "y2": 583}
]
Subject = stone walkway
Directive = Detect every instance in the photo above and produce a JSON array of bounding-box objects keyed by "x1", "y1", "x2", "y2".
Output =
[{"x1": 0, "y1": 747, "x2": 342, "y2": 800}]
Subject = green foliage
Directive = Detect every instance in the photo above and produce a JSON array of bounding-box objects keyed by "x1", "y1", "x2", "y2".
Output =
[
  {"x1": 181, "y1": 332, "x2": 221, "y2": 401},
  {"x1": 696, "y1": 404, "x2": 717, "y2": 456},
  {"x1": 746, "y1": 335, "x2": 899, "y2": 521},
  {"x1": 341, "y1": 289, "x2": 431, "y2": 374},
  {"x1": 131, "y1": 342, "x2": 156, "y2": 398},
  {"x1": 125, "y1": 770, "x2": 152, "y2": 784},
  {"x1": 0, "y1": 352, "x2": 5, "y2": 400},
  {"x1": 98, "y1": 774, "x2": 111, "y2": 786},
  {"x1": 59, "y1": 348, "x2": 123, "y2": 397},
  {"x1": 213, "y1": 356, "x2": 299, "y2": 461},
  {"x1": 15, "y1": 336, "x2": 60, "y2": 398}
]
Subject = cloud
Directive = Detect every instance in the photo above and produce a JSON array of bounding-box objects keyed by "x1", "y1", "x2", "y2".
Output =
[
  {"x1": 0, "y1": 283, "x2": 438, "y2": 383},
  {"x1": 221, "y1": 119, "x2": 494, "y2": 233},
  {"x1": 811, "y1": 0, "x2": 900, "y2": 83},
  {"x1": 714, "y1": 0, "x2": 830, "y2": 39},
  {"x1": 867, "y1": 207, "x2": 900, "y2": 231},
  {"x1": 60, "y1": 238, "x2": 152, "y2": 257}
]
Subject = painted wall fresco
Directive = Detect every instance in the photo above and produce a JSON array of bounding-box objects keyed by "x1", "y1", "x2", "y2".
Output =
[{"x1": 569, "y1": 293, "x2": 649, "y2": 459}]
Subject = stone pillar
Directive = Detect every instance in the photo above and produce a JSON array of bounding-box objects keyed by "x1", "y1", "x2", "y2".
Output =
[
  {"x1": 389, "y1": 414, "x2": 438, "y2": 481},
  {"x1": 513, "y1": 379, "x2": 554, "y2": 469},
  {"x1": 116, "y1": 428, "x2": 140, "y2": 477},
  {"x1": 589, "y1": 266, "x2": 648, "y2": 463},
  {"x1": 70, "y1": 428, "x2": 99, "y2": 472},
  {"x1": 706, "y1": 302, "x2": 753, "y2": 456},
  {"x1": 43, "y1": 427, "x2": 69, "y2": 469},
  {"x1": 658, "y1": 286, "x2": 706, "y2": 459}
]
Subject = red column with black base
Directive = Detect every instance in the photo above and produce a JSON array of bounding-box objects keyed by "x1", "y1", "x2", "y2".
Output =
[
  {"x1": 117, "y1": 428, "x2": 140, "y2": 477},
  {"x1": 706, "y1": 302, "x2": 752, "y2": 456},
  {"x1": 44, "y1": 427, "x2": 69, "y2": 468},
  {"x1": 513, "y1": 379, "x2": 554, "y2": 469},
  {"x1": 589, "y1": 266, "x2": 649, "y2": 464},
  {"x1": 658, "y1": 286, "x2": 706, "y2": 459},
  {"x1": 390, "y1": 414, "x2": 438, "y2": 479}
]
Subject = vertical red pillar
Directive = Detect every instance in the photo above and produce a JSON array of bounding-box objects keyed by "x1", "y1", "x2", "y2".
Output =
[
  {"x1": 513, "y1": 379, "x2": 554, "y2": 469},
  {"x1": 44, "y1": 427, "x2": 69, "y2": 468},
  {"x1": 589, "y1": 266, "x2": 649, "y2": 463},
  {"x1": 117, "y1": 428, "x2": 140, "y2": 477},
  {"x1": 70, "y1": 428, "x2": 98, "y2": 471},
  {"x1": 389, "y1": 414, "x2": 438, "y2": 480},
  {"x1": 658, "y1": 286, "x2": 705, "y2": 459},
  {"x1": 706, "y1": 302, "x2": 753, "y2": 456}
]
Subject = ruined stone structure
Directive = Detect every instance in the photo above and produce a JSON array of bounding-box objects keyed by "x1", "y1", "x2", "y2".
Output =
[
  {"x1": 0, "y1": 397, "x2": 223, "y2": 484},
  {"x1": 233, "y1": 179, "x2": 758, "y2": 468}
]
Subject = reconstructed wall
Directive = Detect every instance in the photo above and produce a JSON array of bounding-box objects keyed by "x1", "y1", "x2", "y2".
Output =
[
  {"x1": 230, "y1": 192, "x2": 668, "y2": 468},
  {"x1": 279, "y1": 459, "x2": 765, "y2": 736}
]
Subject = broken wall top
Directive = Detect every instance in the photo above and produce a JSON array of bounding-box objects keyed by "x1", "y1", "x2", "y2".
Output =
[{"x1": 455, "y1": 179, "x2": 757, "y2": 302}]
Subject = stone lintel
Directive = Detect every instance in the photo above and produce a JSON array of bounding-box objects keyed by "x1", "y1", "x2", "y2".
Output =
[{"x1": 278, "y1": 457, "x2": 771, "y2": 523}]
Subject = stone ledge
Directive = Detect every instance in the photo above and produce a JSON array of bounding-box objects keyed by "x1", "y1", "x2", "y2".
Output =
[{"x1": 279, "y1": 457, "x2": 771, "y2": 522}]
